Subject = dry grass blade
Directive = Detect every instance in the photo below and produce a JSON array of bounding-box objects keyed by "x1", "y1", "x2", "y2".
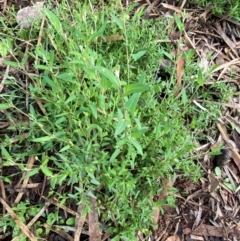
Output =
[
  {"x1": 161, "y1": 3, "x2": 182, "y2": 13},
  {"x1": 104, "y1": 35, "x2": 123, "y2": 42},
  {"x1": 14, "y1": 155, "x2": 36, "y2": 204},
  {"x1": 9, "y1": 182, "x2": 43, "y2": 191},
  {"x1": 74, "y1": 204, "x2": 86, "y2": 241},
  {"x1": 41, "y1": 196, "x2": 80, "y2": 218},
  {"x1": 89, "y1": 197, "x2": 101, "y2": 241},
  {"x1": 212, "y1": 58, "x2": 240, "y2": 73},
  {"x1": 34, "y1": 15, "x2": 45, "y2": 68},
  {"x1": 195, "y1": 99, "x2": 240, "y2": 110},
  {"x1": 223, "y1": 166, "x2": 236, "y2": 187},
  {"x1": 35, "y1": 97, "x2": 47, "y2": 115},
  {"x1": 193, "y1": 199, "x2": 203, "y2": 229},
  {"x1": 184, "y1": 31, "x2": 200, "y2": 56},
  {"x1": 220, "y1": 16, "x2": 240, "y2": 27},
  {"x1": 0, "y1": 197, "x2": 37, "y2": 241},
  {"x1": 0, "y1": 179, "x2": 6, "y2": 215}
]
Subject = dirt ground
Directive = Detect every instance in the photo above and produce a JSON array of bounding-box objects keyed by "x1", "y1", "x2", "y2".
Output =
[{"x1": 1, "y1": 0, "x2": 240, "y2": 241}]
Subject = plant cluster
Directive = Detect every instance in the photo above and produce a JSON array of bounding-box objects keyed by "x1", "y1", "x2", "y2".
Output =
[{"x1": 0, "y1": 0, "x2": 234, "y2": 239}]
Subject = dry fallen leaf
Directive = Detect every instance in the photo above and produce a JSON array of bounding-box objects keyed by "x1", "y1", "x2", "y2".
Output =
[
  {"x1": 105, "y1": 35, "x2": 123, "y2": 42},
  {"x1": 208, "y1": 173, "x2": 220, "y2": 193},
  {"x1": 176, "y1": 48, "x2": 185, "y2": 87},
  {"x1": 165, "y1": 234, "x2": 180, "y2": 241},
  {"x1": 16, "y1": 2, "x2": 44, "y2": 28}
]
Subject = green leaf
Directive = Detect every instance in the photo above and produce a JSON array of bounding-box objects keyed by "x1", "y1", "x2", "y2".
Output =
[
  {"x1": 66, "y1": 217, "x2": 75, "y2": 225},
  {"x1": 31, "y1": 136, "x2": 53, "y2": 142},
  {"x1": 50, "y1": 177, "x2": 57, "y2": 189},
  {"x1": 34, "y1": 64, "x2": 50, "y2": 70},
  {"x1": 124, "y1": 83, "x2": 150, "y2": 96},
  {"x1": 181, "y1": 87, "x2": 187, "y2": 104},
  {"x1": 59, "y1": 174, "x2": 68, "y2": 186},
  {"x1": 90, "y1": 23, "x2": 107, "y2": 40},
  {"x1": 110, "y1": 149, "x2": 121, "y2": 162},
  {"x1": 0, "y1": 41, "x2": 8, "y2": 57},
  {"x1": 44, "y1": 9, "x2": 63, "y2": 35},
  {"x1": 88, "y1": 103, "x2": 98, "y2": 119},
  {"x1": 40, "y1": 166, "x2": 53, "y2": 177},
  {"x1": 59, "y1": 145, "x2": 71, "y2": 152},
  {"x1": 131, "y1": 51, "x2": 146, "y2": 61},
  {"x1": 43, "y1": 76, "x2": 57, "y2": 89},
  {"x1": 214, "y1": 167, "x2": 221, "y2": 177},
  {"x1": 87, "y1": 191, "x2": 96, "y2": 199},
  {"x1": 224, "y1": 181, "x2": 236, "y2": 191},
  {"x1": 91, "y1": 178, "x2": 100, "y2": 185},
  {"x1": 65, "y1": 94, "x2": 77, "y2": 104},
  {"x1": 110, "y1": 14, "x2": 124, "y2": 29},
  {"x1": 1, "y1": 146, "x2": 12, "y2": 161},
  {"x1": 57, "y1": 72, "x2": 75, "y2": 82},
  {"x1": 132, "y1": 127, "x2": 149, "y2": 139},
  {"x1": 174, "y1": 13, "x2": 184, "y2": 33},
  {"x1": 129, "y1": 138, "x2": 143, "y2": 155},
  {"x1": 197, "y1": 68, "x2": 203, "y2": 86},
  {"x1": 0, "y1": 103, "x2": 11, "y2": 110},
  {"x1": 115, "y1": 120, "x2": 128, "y2": 137},
  {"x1": 139, "y1": 72, "x2": 146, "y2": 83},
  {"x1": 4, "y1": 60, "x2": 19, "y2": 67},
  {"x1": 96, "y1": 66, "x2": 119, "y2": 89},
  {"x1": 25, "y1": 169, "x2": 39, "y2": 178},
  {"x1": 125, "y1": 93, "x2": 140, "y2": 115}
]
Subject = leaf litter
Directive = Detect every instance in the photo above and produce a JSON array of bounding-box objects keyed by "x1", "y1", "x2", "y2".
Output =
[{"x1": 1, "y1": 0, "x2": 240, "y2": 240}]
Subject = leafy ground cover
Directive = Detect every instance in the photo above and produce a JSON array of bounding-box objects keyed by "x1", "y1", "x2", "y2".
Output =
[{"x1": 0, "y1": 0, "x2": 240, "y2": 241}]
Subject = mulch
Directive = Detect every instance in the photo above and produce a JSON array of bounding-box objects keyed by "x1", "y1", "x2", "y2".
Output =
[{"x1": 1, "y1": 0, "x2": 240, "y2": 241}]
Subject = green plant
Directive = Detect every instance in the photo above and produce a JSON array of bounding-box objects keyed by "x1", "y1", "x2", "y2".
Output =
[{"x1": 0, "y1": 0, "x2": 235, "y2": 240}]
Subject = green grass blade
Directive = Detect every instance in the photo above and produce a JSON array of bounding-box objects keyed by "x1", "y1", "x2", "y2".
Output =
[
  {"x1": 44, "y1": 9, "x2": 63, "y2": 35},
  {"x1": 95, "y1": 66, "x2": 119, "y2": 89},
  {"x1": 124, "y1": 83, "x2": 150, "y2": 96}
]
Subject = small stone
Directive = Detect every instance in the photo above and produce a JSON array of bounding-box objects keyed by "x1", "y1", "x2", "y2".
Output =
[{"x1": 16, "y1": 1, "x2": 44, "y2": 28}]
